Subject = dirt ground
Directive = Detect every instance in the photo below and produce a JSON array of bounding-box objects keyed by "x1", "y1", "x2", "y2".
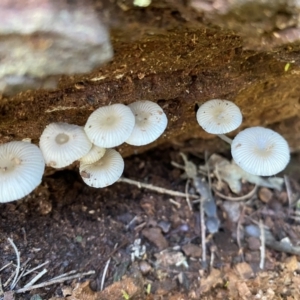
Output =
[{"x1": 0, "y1": 139, "x2": 300, "y2": 300}]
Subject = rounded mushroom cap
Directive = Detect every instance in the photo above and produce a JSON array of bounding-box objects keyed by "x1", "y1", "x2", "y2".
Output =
[
  {"x1": 126, "y1": 100, "x2": 168, "y2": 146},
  {"x1": 79, "y1": 144, "x2": 106, "y2": 164},
  {"x1": 231, "y1": 127, "x2": 290, "y2": 176},
  {"x1": 196, "y1": 99, "x2": 242, "y2": 134},
  {"x1": 0, "y1": 141, "x2": 45, "y2": 203},
  {"x1": 80, "y1": 149, "x2": 124, "y2": 188},
  {"x1": 40, "y1": 122, "x2": 92, "y2": 168},
  {"x1": 84, "y1": 104, "x2": 135, "y2": 148}
]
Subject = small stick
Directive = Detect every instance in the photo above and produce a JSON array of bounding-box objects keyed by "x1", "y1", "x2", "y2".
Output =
[
  {"x1": 3, "y1": 269, "x2": 16, "y2": 288},
  {"x1": 100, "y1": 258, "x2": 111, "y2": 291},
  {"x1": 185, "y1": 179, "x2": 193, "y2": 211},
  {"x1": 24, "y1": 268, "x2": 47, "y2": 288},
  {"x1": 210, "y1": 246, "x2": 216, "y2": 269},
  {"x1": 0, "y1": 261, "x2": 13, "y2": 272},
  {"x1": 8, "y1": 238, "x2": 21, "y2": 290},
  {"x1": 236, "y1": 205, "x2": 245, "y2": 261},
  {"x1": 213, "y1": 185, "x2": 257, "y2": 201},
  {"x1": 259, "y1": 219, "x2": 265, "y2": 270},
  {"x1": 284, "y1": 175, "x2": 293, "y2": 215},
  {"x1": 200, "y1": 197, "x2": 207, "y2": 269},
  {"x1": 15, "y1": 270, "x2": 95, "y2": 293},
  {"x1": 118, "y1": 177, "x2": 198, "y2": 199},
  {"x1": 125, "y1": 216, "x2": 138, "y2": 230},
  {"x1": 169, "y1": 198, "x2": 181, "y2": 208},
  {"x1": 0, "y1": 278, "x2": 4, "y2": 297},
  {"x1": 14, "y1": 258, "x2": 31, "y2": 287},
  {"x1": 49, "y1": 270, "x2": 76, "y2": 281},
  {"x1": 101, "y1": 243, "x2": 118, "y2": 291},
  {"x1": 23, "y1": 261, "x2": 50, "y2": 277}
]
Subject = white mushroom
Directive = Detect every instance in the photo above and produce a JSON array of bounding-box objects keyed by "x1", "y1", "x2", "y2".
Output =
[
  {"x1": 79, "y1": 144, "x2": 106, "y2": 164},
  {"x1": 80, "y1": 149, "x2": 124, "y2": 188},
  {"x1": 84, "y1": 104, "x2": 135, "y2": 148},
  {"x1": 231, "y1": 127, "x2": 290, "y2": 176},
  {"x1": 0, "y1": 141, "x2": 45, "y2": 203},
  {"x1": 40, "y1": 122, "x2": 92, "y2": 168},
  {"x1": 126, "y1": 100, "x2": 168, "y2": 146},
  {"x1": 196, "y1": 99, "x2": 242, "y2": 143}
]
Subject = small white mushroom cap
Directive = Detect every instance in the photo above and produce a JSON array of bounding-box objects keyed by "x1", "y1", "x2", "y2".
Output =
[
  {"x1": 231, "y1": 127, "x2": 290, "y2": 176},
  {"x1": 0, "y1": 141, "x2": 45, "y2": 203},
  {"x1": 80, "y1": 149, "x2": 124, "y2": 188},
  {"x1": 196, "y1": 99, "x2": 242, "y2": 134},
  {"x1": 40, "y1": 122, "x2": 92, "y2": 168},
  {"x1": 84, "y1": 104, "x2": 135, "y2": 148},
  {"x1": 79, "y1": 144, "x2": 106, "y2": 164},
  {"x1": 126, "y1": 100, "x2": 168, "y2": 146}
]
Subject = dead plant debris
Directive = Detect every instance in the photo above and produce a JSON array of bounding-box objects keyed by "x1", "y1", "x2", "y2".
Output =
[{"x1": 1, "y1": 147, "x2": 300, "y2": 299}]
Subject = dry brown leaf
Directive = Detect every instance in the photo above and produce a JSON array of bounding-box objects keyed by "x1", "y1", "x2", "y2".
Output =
[
  {"x1": 234, "y1": 262, "x2": 253, "y2": 280},
  {"x1": 200, "y1": 268, "x2": 223, "y2": 293},
  {"x1": 237, "y1": 281, "x2": 252, "y2": 299},
  {"x1": 66, "y1": 281, "x2": 96, "y2": 300},
  {"x1": 98, "y1": 275, "x2": 144, "y2": 300},
  {"x1": 285, "y1": 256, "x2": 299, "y2": 272}
]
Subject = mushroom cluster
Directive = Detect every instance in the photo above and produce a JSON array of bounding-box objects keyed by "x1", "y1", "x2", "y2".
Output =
[
  {"x1": 0, "y1": 100, "x2": 168, "y2": 203},
  {"x1": 196, "y1": 99, "x2": 290, "y2": 176}
]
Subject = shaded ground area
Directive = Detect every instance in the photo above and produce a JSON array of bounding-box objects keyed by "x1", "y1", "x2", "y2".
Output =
[{"x1": 1, "y1": 140, "x2": 300, "y2": 299}]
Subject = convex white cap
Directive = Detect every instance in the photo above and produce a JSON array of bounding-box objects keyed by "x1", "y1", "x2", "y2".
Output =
[
  {"x1": 126, "y1": 100, "x2": 168, "y2": 146},
  {"x1": 84, "y1": 104, "x2": 135, "y2": 148},
  {"x1": 40, "y1": 122, "x2": 92, "y2": 168},
  {"x1": 231, "y1": 127, "x2": 290, "y2": 176},
  {"x1": 80, "y1": 149, "x2": 124, "y2": 188},
  {"x1": 79, "y1": 144, "x2": 106, "y2": 164},
  {"x1": 196, "y1": 99, "x2": 242, "y2": 134},
  {"x1": 0, "y1": 141, "x2": 45, "y2": 203}
]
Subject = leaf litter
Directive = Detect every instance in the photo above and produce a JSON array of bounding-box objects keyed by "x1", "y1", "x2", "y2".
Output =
[{"x1": 0, "y1": 147, "x2": 300, "y2": 299}]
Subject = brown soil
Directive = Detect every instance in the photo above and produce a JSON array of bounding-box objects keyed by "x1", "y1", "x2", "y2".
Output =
[{"x1": 1, "y1": 141, "x2": 300, "y2": 299}]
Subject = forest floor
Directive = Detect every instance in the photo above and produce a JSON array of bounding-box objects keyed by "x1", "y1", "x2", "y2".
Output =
[{"x1": 1, "y1": 140, "x2": 300, "y2": 300}]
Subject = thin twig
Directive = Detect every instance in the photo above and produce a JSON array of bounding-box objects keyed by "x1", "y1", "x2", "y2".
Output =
[
  {"x1": 213, "y1": 185, "x2": 257, "y2": 201},
  {"x1": 15, "y1": 270, "x2": 95, "y2": 293},
  {"x1": 200, "y1": 197, "x2": 207, "y2": 269},
  {"x1": 101, "y1": 259, "x2": 111, "y2": 291},
  {"x1": 3, "y1": 269, "x2": 16, "y2": 288},
  {"x1": 24, "y1": 269, "x2": 47, "y2": 288},
  {"x1": 14, "y1": 258, "x2": 31, "y2": 288},
  {"x1": 8, "y1": 238, "x2": 20, "y2": 290},
  {"x1": 259, "y1": 219, "x2": 265, "y2": 270},
  {"x1": 236, "y1": 205, "x2": 245, "y2": 262},
  {"x1": 23, "y1": 261, "x2": 50, "y2": 277},
  {"x1": 205, "y1": 151, "x2": 212, "y2": 198},
  {"x1": 169, "y1": 198, "x2": 181, "y2": 208},
  {"x1": 101, "y1": 243, "x2": 118, "y2": 291},
  {"x1": 118, "y1": 177, "x2": 198, "y2": 199},
  {"x1": 209, "y1": 246, "x2": 216, "y2": 269},
  {"x1": 0, "y1": 278, "x2": 3, "y2": 297},
  {"x1": 284, "y1": 175, "x2": 293, "y2": 215},
  {"x1": 125, "y1": 216, "x2": 138, "y2": 230},
  {"x1": 49, "y1": 270, "x2": 76, "y2": 281},
  {"x1": 185, "y1": 179, "x2": 193, "y2": 211},
  {"x1": 0, "y1": 261, "x2": 13, "y2": 272}
]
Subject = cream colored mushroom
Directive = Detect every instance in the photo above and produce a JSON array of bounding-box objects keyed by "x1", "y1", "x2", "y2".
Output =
[
  {"x1": 126, "y1": 100, "x2": 168, "y2": 146},
  {"x1": 80, "y1": 149, "x2": 124, "y2": 188},
  {"x1": 231, "y1": 127, "x2": 290, "y2": 176},
  {"x1": 84, "y1": 104, "x2": 135, "y2": 148},
  {"x1": 39, "y1": 122, "x2": 92, "y2": 168},
  {"x1": 196, "y1": 99, "x2": 242, "y2": 143},
  {"x1": 0, "y1": 141, "x2": 45, "y2": 203}
]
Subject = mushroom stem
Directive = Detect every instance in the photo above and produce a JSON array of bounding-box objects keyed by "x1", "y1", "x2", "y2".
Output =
[{"x1": 217, "y1": 134, "x2": 232, "y2": 144}]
